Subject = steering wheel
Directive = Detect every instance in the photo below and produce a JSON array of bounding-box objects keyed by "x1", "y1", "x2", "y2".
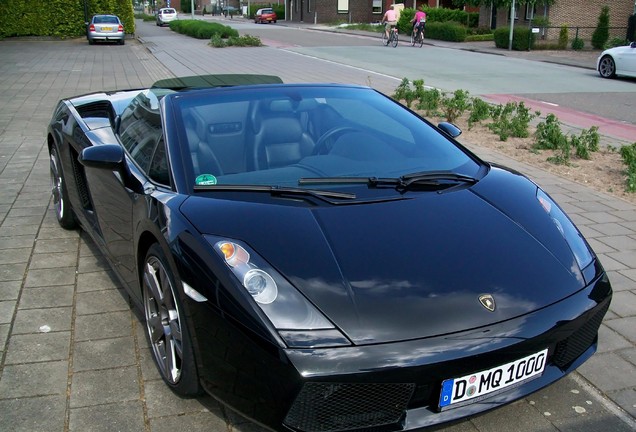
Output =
[{"x1": 313, "y1": 126, "x2": 364, "y2": 155}]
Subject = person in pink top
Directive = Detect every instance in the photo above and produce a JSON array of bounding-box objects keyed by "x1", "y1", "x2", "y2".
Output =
[
  {"x1": 410, "y1": 7, "x2": 427, "y2": 40},
  {"x1": 381, "y1": 4, "x2": 398, "y2": 40}
]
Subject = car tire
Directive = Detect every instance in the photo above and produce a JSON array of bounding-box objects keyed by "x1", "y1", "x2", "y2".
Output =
[
  {"x1": 119, "y1": 39, "x2": 125, "y2": 45},
  {"x1": 598, "y1": 55, "x2": 616, "y2": 78},
  {"x1": 49, "y1": 145, "x2": 77, "y2": 230},
  {"x1": 88, "y1": 39, "x2": 94, "y2": 45},
  {"x1": 142, "y1": 244, "x2": 202, "y2": 396}
]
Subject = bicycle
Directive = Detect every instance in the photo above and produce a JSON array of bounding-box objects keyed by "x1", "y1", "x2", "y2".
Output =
[
  {"x1": 410, "y1": 24, "x2": 424, "y2": 47},
  {"x1": 381, "y1": 24, "x2": 398, "y2": 48}
]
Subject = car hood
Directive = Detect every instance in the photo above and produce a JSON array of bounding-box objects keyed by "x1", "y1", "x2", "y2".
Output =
[{"x1": 181, "y1": 167, "x2": 587, "y2": 345}]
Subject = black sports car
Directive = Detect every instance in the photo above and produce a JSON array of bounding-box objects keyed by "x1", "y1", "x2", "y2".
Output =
[{"x1": 47, "y1": 75, "x2": 612, "y2": 432}]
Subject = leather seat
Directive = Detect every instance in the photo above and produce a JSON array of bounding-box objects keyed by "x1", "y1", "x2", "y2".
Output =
[
  {"x1": 184, "y1": 115, "x2": 223, "y2": 177},
  {"x1": 249, "y1": 100, "x2": 315, "y2": 171}
]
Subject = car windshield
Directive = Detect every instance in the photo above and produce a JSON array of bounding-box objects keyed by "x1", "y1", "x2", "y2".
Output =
[
  {"x1": 169, "y1": 85, "x2": 482, "y2": 193},
  {"x1": 94, "y1": 16, "x2": 119, "y2": 24},
  {"x1": 262, "y1": 9, "x2": 273, "y2": 13},
  {"x1": 162, "y1": 9, "x2": 176, "y2": 14}
]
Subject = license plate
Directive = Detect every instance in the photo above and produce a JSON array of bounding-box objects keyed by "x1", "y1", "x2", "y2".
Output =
[
  {"x1": 102, "y1": 27, "x2": 112, "y2": 31},
  {"x1": 439, "y1": 348, "x2": 548, "y2": 409}
]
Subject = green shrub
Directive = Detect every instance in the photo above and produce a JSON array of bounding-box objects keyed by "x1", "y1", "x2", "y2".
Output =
[
  {"x1": 416, "y1": 88, "x2": 442, "y2": 116},
  {"x1": 488, "y1": 101, "x2": 538, "y2": 141},
  {"x1": 135, "y1": 13, "x2": 156, "y2": 22},
  {"x1": 210, "y1": 34, "x2": 263, "y2": 47},
  {"x1": 425, "y1": 22, "x2": 467, "y2": 42},
  {"x1": 591, "y1": 6, "x2": 610, "y2": 50},
  {"x1": 171, "y1": 20, "x2": 238, "y2": 39},
  {"x1": 573, "y1": 126, "x2": 600, "y2": 160},
  {"x1": 620, "y1": 143, "x2": 636, "y2": 192},
  {"x1": 440, "y1": 89, "x2": 471, "y2": 123},
  {"x1": 393, "y1": 78, "x2": 416, "y2": 108},
  {"x1": 422, "y1": 6, "x2": 478, "y2": 28},
  {"x1": 465, "y1": 34, "x2": 494, "y2": 42},
  {"x1": 558, "y1": 25, "x2": 568, "y2": 49},
  {"x1": 605, "y1": 37, "x2": 628, "y2": 48},
  {"x1": 0, "y1": 0, "x2": 135, "y2": 38},
  {"x1": 532, "y1": 16, "x2": 550, "y2": 28},
  {"x1": 397, "y1": 9, "x2": 415, "y2": 35},
  {"x1": 468, "y1": 98, "x2": 492, "y2": 129},
  {"x1": 535, "y1": 115, "x2": 601, "y2": 166},
  {"x1": 571, "y1": 37, "x2": 584, "y2": 50},
  {"x1": 494, "y1": 26, "x2": 535, "y2": 50},
  {"x1": 534, "y1": 114, "x2": 566, "y2": 150}
]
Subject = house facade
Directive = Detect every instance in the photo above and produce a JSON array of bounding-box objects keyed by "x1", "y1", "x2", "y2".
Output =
[
  {"x1": 478, "y1": 1, "x2": 635, "y2": 38},
  {"x1": 282, "y1": 1, "x2": 464, "y2": 24}
]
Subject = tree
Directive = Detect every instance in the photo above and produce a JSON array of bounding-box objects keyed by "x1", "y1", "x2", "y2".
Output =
[{"x1": 591, "y1": 5, "x2": 610, "y2": 49}]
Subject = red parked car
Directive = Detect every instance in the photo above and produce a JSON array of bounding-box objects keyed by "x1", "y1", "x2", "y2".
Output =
[{"x1": 255, "y1": 8, "x2": 277, "y2": 24}]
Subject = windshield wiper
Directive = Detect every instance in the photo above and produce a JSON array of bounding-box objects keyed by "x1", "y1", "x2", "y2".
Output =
[
  {"x1": 193, "y1": 184, "x2": 356, "y2": 202},
  {"x1": 299, "y1": 171, "x2": 477, "y2": 192}
]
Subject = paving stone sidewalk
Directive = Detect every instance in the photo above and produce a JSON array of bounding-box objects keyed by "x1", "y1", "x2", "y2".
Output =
[{"x1": 0, "y1": 26, "x2": 634, "y2": 432}]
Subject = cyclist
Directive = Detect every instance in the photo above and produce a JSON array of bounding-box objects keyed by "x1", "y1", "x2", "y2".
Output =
[
  {"x1": 381, "y1": 4, "x2": 398, "y2": 42},
  {"x1": 410, "y1": 7, "x2": 426, "y2": 42}
]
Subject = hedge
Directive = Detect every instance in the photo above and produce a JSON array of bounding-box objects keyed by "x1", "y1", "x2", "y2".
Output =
[
  {"x1": 0, "y1": 0, "x2": 134, "y2": 38},
  {"x1": 425, "y1": 22, "x2": 468, "y2": 42},
  {"x1": 170, "y1": 20, "x2": 239, "y2": 39},
  {"x1": 422, "y1": 7, "x2": 479, "y2": 28},
  {"x1": 494, "y1": 26, "x2": 535, "y2": 51}
]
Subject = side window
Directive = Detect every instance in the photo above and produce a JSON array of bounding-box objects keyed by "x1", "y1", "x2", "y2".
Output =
[
  {"x1": 149, "y1": 137, "x2": 170, "y2": 185},
  {"x1": 119, "y1": 99, "x2": 162, "y2": 172}
]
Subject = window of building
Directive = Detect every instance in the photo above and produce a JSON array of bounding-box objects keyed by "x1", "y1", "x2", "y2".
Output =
[
  {"x1": 372, "y1": 0, "x2": 382, "y2": 14},
  {"x1": 338, "y1": 0, "x2": 349, "y2": 14},
  {"x1": 525, "y1": 4, "x2": 536, "y2": 20}
]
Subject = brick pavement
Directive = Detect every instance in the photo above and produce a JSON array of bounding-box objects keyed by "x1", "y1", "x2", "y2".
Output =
[{"x1": 0, "y1": 22, "x2": 634, "y2": 432}]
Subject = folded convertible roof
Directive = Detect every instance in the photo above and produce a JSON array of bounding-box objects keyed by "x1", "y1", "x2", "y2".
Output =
[{"x1": 151, "y1": 74, "x2": 283, "y2": 90}]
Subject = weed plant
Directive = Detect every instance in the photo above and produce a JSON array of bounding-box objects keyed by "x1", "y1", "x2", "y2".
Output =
[
  {"x1": 488, "y1": 101, "x2": 537, "y2": 141},
  {"x1": 620, "y1": 143, "x2": 636, "y2": 192}
]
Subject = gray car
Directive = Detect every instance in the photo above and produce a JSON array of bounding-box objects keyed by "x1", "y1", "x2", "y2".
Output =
[{"x1": 87, "y1": 14, "x2": 125, "y2": 45}]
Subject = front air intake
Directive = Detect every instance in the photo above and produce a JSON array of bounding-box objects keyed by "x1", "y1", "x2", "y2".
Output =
[{"x1": 284, "y1": 382, "x2": 415, "y2": 432}]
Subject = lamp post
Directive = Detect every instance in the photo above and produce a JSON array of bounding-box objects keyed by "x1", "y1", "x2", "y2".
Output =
[{"x1": 508, "y1": 0, "x2": 516, "y2": 50}]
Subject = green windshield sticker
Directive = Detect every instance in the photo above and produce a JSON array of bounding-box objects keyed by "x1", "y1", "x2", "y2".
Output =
[{"x1": 195, "y1": 174, "x2": 217, "y2": 185}]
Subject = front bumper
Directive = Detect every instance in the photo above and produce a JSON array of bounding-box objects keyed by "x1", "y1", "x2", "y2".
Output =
[{"x1": 191, "y1": 270, "x2": 611, "y2": 432}]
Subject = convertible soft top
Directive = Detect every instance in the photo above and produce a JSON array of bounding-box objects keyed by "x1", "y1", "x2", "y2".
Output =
[{"x1": 151, "y1": 74, "x2": 283, "y2": 90}]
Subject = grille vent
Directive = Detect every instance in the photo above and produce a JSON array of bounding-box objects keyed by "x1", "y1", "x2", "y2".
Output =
[{"x1": 284, "y1": 382, "x2": 415, "y2": 432}]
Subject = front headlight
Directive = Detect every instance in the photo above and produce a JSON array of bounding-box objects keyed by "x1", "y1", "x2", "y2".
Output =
[
  {"x1": 207, "y1": 236, "x2": 351, "y2": 348},
  {"x1": 536, "y1": 189, "x2": 594, "y2": 270}
]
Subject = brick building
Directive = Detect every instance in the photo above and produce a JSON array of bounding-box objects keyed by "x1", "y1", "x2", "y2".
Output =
[
  {"x1": 282, "y1": 1, "x2": 470, "y2": 25},
  {"x1": 478, "y1": 0, "x2": 635, "y2": 38}
]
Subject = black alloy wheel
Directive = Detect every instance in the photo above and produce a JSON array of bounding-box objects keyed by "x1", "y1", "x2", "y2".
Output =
[
  {"x1": 142, "y1": 244, "x2": 201, "y2": 395},
  {"x1": 49, "y1": 146, "x2": 77, "y2": 229}
]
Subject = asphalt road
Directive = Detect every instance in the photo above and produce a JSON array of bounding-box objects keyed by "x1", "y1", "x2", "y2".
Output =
[{"x1": 184, "y1": 18, "x2": 636, "y2": 125}]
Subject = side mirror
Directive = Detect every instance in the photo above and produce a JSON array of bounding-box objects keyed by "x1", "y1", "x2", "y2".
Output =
[
  {"x1": 79, "y1": 144, "x2": 125, "y2": 170},
  {"x1": 438, "y1": 122, "x2": 462, "y2": 138},
  {"x1": 631, "y1": 41, "x2": 636, "y2": 48}
]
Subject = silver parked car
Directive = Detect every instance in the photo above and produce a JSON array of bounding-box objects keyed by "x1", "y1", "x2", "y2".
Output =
[
  {"x1": 87, "y1": 14, "x2": 125, "y2": 45},
  {"x1": 156, "y1": 8, "x2": 178, "y2": 26}
]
